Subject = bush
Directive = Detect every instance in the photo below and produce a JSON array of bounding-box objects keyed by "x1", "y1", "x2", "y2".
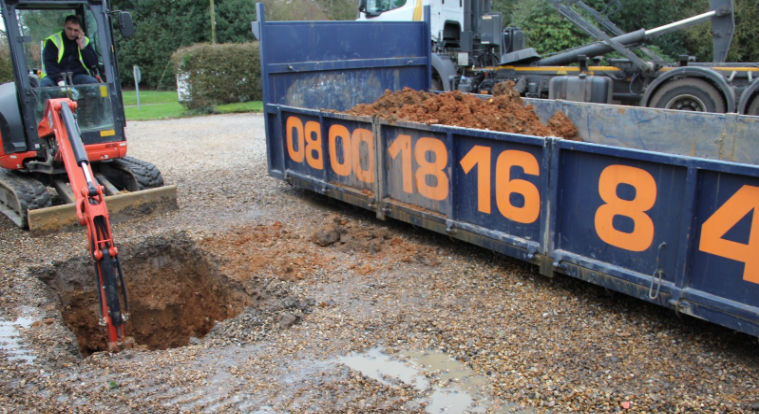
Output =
[
  {"x1": 0, "y1": 42, "x2": 15, "y2": 84},
  {"x1": 171, "y1": 42, "x2": 262, "y2": 110}
]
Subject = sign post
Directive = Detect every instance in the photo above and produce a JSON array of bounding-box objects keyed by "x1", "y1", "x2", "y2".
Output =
[{"x1": 133, "y1": 65, "x2": 142, "y2": 110}]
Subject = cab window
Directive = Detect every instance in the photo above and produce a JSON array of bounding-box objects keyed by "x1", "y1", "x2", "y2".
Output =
[{"x1": 365, "y1": 0, "x2": 408, "y2": 14}]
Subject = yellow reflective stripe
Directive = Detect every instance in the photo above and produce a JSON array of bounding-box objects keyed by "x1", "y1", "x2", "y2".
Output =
[{"x1": 413, "y1": 0, "x2": 423, "y2": 21}]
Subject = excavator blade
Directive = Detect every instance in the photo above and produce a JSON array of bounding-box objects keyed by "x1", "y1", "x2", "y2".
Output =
[{"x1": 28, "y1": 185, "x2": 178, "y2": 232}]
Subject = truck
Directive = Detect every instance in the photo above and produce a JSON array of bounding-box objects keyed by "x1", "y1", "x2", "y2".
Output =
[
  {"x1": 357, "y1": 0, "x2": 759, "y2": 116},
  {"x1": 253, "y1": 4, "x2": 759, "y2": 338}
]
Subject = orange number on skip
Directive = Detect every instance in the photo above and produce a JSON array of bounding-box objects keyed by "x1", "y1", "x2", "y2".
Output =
[
  {"x1": 699, "y1": 185, "x2": 759, "y2": 285},
  {"x1": 388, "y1": 135, "x2": 449, "y2": 201},
  {"x1": 594, "y1": 165, "x2": 656, "y2": 252},
  {"x1": 286, "y1": 116, "x2": 322, "y2": 170},
  {"x1": 329, "y1": 125, "x2": 374, "y2": 182},
  {"x1": 460, "y1": 146, "x2": 540, "y2": 223}
]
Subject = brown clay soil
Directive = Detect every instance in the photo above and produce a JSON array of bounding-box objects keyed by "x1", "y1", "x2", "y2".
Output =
[{"x1": 342, "y1": 82, "x2": 580, "y2": 140}]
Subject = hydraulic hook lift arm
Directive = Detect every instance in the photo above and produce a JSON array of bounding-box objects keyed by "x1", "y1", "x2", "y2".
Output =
[{"x1": 37, "y1": 98, "x2": 132, "y2": 352}]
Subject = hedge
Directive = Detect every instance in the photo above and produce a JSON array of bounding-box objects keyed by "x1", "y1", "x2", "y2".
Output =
[
  {"x1": 0, "y1": 44, "x2": 14, "y2": 84},
  {"x1": 171, "y1": 42, "x2": 262, "y2": 109}
]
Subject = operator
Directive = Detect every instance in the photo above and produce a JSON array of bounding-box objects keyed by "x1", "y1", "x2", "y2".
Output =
[{"x1": 39, "y1": 15, "x2": 98, "y2": 87}]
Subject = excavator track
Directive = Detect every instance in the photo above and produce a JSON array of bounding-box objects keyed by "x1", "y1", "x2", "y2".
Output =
[
  {"x1": 0, "y1": 168, "x2": 52, "y2": 228},
  {"x1": 109, "y1": 156, "x2": 164, "y2": 190}
]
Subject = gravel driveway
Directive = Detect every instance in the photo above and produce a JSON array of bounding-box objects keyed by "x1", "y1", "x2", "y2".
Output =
[{"x1": 0, "y1": 113, "x2": 757, "y2": 413}]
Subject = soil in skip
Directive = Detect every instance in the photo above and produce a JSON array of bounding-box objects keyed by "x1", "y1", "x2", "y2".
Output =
[{"x1": 341, "y1": 81, "x2": 580, "y2": 140}]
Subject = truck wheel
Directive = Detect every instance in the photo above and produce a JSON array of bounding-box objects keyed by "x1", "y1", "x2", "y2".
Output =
[
  {"x1": 648, "y1": 78, "x2": 726, "y2": 113},
  {"x1": 746, "y1": 96, "x2": 759, "y2": 116}
]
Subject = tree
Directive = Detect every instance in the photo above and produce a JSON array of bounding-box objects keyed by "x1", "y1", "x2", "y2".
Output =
[
  {"x1": 111, "y1": 0, "x2": 333, "y2": 89},
  {"x1": 510, "y1": 0, "x2": 593, "y2": 55}
]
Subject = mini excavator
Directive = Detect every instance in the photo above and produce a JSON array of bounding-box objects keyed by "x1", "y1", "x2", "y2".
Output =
[{"x1": 0, "y1": 0, "x2": 177, "y2": 351}]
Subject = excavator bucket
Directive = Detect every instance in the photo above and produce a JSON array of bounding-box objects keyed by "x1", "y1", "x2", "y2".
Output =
[{"x1": 27, "y1": 185, "x2": 178, "y2": 232}]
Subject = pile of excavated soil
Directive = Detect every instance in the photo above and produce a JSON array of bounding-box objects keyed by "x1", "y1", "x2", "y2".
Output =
[{"x1": 342, "y1": 82, "x2": 580, "y2": 140}]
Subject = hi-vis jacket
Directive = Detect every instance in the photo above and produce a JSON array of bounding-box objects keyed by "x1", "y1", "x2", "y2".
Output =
[{"x1": 40, "y1": 31, "x2": 98, "y2": 83}]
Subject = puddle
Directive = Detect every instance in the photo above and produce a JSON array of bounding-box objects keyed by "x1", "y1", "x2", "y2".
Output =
[
  {"x1": 31, "y1": 235, "x2": 258, "y2": 356},
  {"x1": 340, "y1": 347, "x2": 429, "y2": 390},
  {"x1": 340, "y1": 347, "x2": 538, "y2": 414},
  {"x1": 0, "y1": 315, "x2": 36, "y2": 364}
]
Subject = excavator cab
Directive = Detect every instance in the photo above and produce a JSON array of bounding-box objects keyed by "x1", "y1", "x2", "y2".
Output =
[{"x1": 2, "y1": 1, "x2": 129, "y2": 153}]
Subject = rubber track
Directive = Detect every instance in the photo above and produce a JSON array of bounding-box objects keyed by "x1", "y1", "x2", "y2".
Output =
[
  {"x1": 111, "y1": 156, "x2": 164, "y2": 190},
  {"x1": 0, "y1": 168, "x2": 52, "y2": 228}
]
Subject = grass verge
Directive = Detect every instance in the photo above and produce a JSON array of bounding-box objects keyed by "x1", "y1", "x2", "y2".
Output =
[{"x1": 122, "y1": 90, "x2": 262, "y2": 121}]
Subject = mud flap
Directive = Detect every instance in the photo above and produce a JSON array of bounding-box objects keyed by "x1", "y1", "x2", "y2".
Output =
[{"x1": 28, "y1": 185, "x2": 178, "y2": 232}]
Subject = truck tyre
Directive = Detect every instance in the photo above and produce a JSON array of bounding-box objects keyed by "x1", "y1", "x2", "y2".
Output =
[
  {"x1": 746, "y1": 96, "x2": 759, "y2": 116},
  {"x1": 648, "y1": 78, "x2": 726, "y2": 113}
]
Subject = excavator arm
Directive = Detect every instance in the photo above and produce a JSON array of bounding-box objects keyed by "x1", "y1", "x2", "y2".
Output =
[{"x1": 38, "y1": 98, "x2": 132, "y2": 352}]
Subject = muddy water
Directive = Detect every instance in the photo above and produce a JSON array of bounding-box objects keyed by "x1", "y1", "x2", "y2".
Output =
[
  {"x1": 0, "y1": 313, "x2": 36, "y2": 364},
  {"x1": 339, "y1": 347, "x2": 540, "y2": 414}
]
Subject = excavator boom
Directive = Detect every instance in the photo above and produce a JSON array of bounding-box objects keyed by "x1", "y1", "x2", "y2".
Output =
[{"x1": 38, "y1": 98, "x2": 131, "y2": 351}]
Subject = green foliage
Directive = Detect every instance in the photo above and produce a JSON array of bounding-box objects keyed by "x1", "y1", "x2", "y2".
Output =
[
  {"x1": 112, "y1": 0, "x2": 215, "y2": 89},
  {"x1": 319, "y1": 0, "x2": 360, "y2": 21},
  {"x1": 723, "y1": 0, "x2": 759, "y2": 62},
  {"x1": 171, "y1": 42, "x2": 261, "y2": 110},
  {"x1": 0, "y1": 37, "x2": 14, "y2": 84},
  {"x1": 259, "y1": 0, "x2": 331, "y2": 21},
  {"x1": 511, "y1": 0, "x2": 593, "y2": 55},
  {"x1": 111, "y1": 0, "x2": 336, "y2": 90}
]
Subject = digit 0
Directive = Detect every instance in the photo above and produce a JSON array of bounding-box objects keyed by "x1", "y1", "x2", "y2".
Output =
[
  {"x1": 286, "y1": 116, "x2": 322, "y2": 170},
  {"x1": 699, "y1": 185, "x2": 759, "y2": 285},
  {"x1": 286, "y1": 116, "x2": 305, "y2": 163},
  {"x1": 351, "y1": 128, "x2": 374, "y2": 183},
  {"x1": 329, "y1": 124, "x2": 351, "y2": 176},
  {"x1": 594, "y1": 165, "x2": 656, "y2": 252},
  {"x1": 328, "y1": 125, "x2": 374, "y2": 182}
]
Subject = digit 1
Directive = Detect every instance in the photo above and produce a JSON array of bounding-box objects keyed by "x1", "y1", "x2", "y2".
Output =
[
  {"x1": 388, "y1": 134, "x2": 413, "y2": 194},
  {"x1": 460, "y1": 145, "x2": 492, "y2": 214}
]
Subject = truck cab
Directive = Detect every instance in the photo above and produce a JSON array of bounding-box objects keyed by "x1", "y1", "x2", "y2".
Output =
[{"x1": 358, "y1": 0, "x2": 464, "y2": 46}]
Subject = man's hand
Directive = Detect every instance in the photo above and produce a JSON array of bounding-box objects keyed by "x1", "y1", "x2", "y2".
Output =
[
  {"x1": 57, "y1": 80, "x2": 66, "y2": 87},
  {"x1": 76, "y1": 35, "x2": 86, "y2": 50}
]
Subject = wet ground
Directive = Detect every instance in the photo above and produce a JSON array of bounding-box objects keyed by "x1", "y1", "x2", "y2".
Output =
[{"x1": 0, "y1": 113, "x2": 757, "y2": 413}]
